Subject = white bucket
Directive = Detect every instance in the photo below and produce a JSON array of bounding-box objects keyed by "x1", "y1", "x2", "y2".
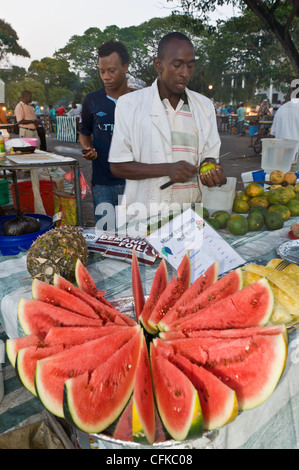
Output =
[
  {"x1": 201, "y1": 177, "x2": 237, "y2": 215},
  {"x1": 261, "y1": 138, "x2": 298, "y2": 173}
]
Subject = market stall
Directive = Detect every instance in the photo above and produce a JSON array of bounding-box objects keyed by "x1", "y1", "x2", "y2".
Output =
[{"x1": 0, "y1": 205, "x2": 298, "y2": 449}]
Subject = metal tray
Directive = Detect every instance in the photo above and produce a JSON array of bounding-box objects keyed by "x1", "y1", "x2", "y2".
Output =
[{"x1": 277, "y1": 240, "x2": 299, "y2": 265}]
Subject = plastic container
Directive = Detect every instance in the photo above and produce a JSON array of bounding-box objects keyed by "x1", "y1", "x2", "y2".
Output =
[
  {"x1": 0, "y1": 178, "x2": 9, "y2": 205},
  {"x1": 261, "y1": 138, "x2": 298, "y2": 173},
  {"x1": 10, "y1": 180, "x2": 56, "y2": 216},
  {"x1": 201, "y1": 177, "x2": 237, "y2": 215},
  {"x1": 249, "y1": 125, "x2": 258, "y2": 136},
  {"x1": 0, "y1": 213, "x2": 55, "y2": 256}
]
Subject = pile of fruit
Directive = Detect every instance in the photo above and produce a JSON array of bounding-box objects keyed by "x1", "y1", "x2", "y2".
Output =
[
  {"x1": 204, "y1": 170, "x2": 299, "y2": 236},
  {"x1": 6, "y1": 249, "x2": 295, "y2": 445}
]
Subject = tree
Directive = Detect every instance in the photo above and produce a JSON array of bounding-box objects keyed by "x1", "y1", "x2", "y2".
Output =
[
  {"x1": 0, "y1": 19, "x2": 29, "y2": 62},
  {"x1": 167, "y1": 0, "x2": 299, "y2": 76}
]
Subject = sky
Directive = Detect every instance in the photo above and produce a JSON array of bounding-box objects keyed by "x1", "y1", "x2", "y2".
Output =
[{"x1": 3, "y1": 0, "x2": 239, "y2": 69}]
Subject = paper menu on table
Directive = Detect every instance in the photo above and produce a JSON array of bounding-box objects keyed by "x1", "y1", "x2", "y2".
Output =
[{"x1": 146, "y1": 208, "x2": 245, "y2": 282}]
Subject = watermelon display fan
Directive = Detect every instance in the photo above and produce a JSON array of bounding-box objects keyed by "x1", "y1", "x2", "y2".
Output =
[{"x1": 6, "y1": 252, "x2": 288, "y2": 446}]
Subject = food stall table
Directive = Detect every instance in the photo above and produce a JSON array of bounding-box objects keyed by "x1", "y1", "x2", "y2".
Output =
[
  {"x1": 0, "y1": 151, "x2": 83, "y2": 226},
  {"x1": 0, "y1": 218, "x2": 299, "y2": 449}
]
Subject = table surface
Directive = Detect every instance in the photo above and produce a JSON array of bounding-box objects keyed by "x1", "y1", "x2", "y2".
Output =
[
  {"x1": 0, "y1": 220, "x2": 299, "y2": 449},
  {"x1": 0, "y1": 151, "x2": 77, "y2": 170}
]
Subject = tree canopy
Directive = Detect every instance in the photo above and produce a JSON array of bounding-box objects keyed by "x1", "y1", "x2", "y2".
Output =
[{"x1": 0, "y1": 19, "x2": 30, "y2": 62}]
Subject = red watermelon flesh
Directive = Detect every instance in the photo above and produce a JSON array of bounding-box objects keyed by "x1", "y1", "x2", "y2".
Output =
[
  {"x1": 35, "y1": 325, "x2": 141, "y2": 418},
  {"x1": 150, "y1": 342, "x2": 203, "y2": 442},
  {"x1": 44, "y1": 325, "x2": 127, "y2": 347},
  {"x1": 148, "y1": 253, "x2": 191, "y2": 331},
  {"x1": 184, "y1": 324, "x2": 288, "y2": 343},
  {"x1": 158, "y1": 260, "x2": 219, "y2": 329},
  {"x1": 173, "y1": 353, "x2": 238, "y2": 430},
  {"x1": 167, "y1": 278, "x2": 274, "y2": 332},
  {"x1": 139, "y1": 259, "x2": 168, "y2": 334},
  {"x1": 113, "y1": 397, "x2": 134, "y2": 442},
  {"x1": 204, "y1": 333, "x2": 287, "y2": 410},
  {"x1": 166, "y1": 338, "x2": 208, "y2": 365},
  {"x1": 18, "y1": 298, "x2": 102, "y2": 338},
  {"x1": 159, "y1": 268, "x2": 243, "y2": 331},
  {"x1": 31, "y1": 278, "x2": 100, "y2": 320},
  {"x1": 75, "y1": 259, "x2": 110, "y2": 304},
  {"x1": 64, "y1": 330, "x2": 143, "y2": 434},
  {"x1": 132, "y1": 335, "x2": 155, "y2": 444},
  {"x1": 16, "y1": 344, "x2": 64, "y2": 396},
  {"x1": 132, "y1": 247, "x2": 145, "y2": 322},
  {"x1": 6, "y1": 334, "x2": 40, "y2": 368}
]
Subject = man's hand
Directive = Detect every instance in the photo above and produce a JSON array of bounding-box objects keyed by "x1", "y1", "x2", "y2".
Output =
[
  {"x1": 199, "y1": 164, "x2": 227, "y2": 187},
  {"x1": 168, "y1": 161, "x2": 198, "y2": 183},
  {"x1": 82, "y1": 147, "x2": 97, "y2": 161}
]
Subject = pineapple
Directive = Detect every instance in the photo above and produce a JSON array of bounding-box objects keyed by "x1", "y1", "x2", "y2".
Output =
[{"x1": 27, "y1": 226, "x2": 88, "y2": 283}]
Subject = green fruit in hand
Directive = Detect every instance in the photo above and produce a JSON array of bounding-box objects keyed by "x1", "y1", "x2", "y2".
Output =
[{"x1": 200, "y1": 162, "x2": 216, "y2": 180}]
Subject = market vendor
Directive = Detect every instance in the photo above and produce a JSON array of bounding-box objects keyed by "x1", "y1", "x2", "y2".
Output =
[
  {"x1": 14, "y1": 90, "x2": 39, "y2": 142},
  {"x1": 109, "y1": 32, "x2": 227, "y2": 213}
]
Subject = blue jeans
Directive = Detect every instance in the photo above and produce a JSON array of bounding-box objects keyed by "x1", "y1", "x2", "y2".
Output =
[
  {"x1": 237, "y1": 120, "x2": 244, "y2": 135},
  {"x1": 92, "y1": 183, "x2": 125, "y2": 229}
]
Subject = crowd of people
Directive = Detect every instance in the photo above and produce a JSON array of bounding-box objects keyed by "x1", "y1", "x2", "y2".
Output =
[{"x1": 10, "y1": 32, "x2": 299, "y2": 229}]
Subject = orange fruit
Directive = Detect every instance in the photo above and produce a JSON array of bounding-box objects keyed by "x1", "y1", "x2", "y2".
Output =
[
  {"x1": 245, "y1": 183, "x2": 264, "y2": 198},
  {"x1": 283, "y1": 172, "x2": 297, "y2": 185},
  {"x1": 269, "y1": 170, "x2": 284, "y2": 185},
  {"x1": 233, "y1": 198, "x2": 250, "y2": 213},
  {"x1": 248, "y1": 196, "x2": 269, "y2": 209},
  {"x1": 200, "y1": 162, "x2": 216, "y2": 179},
  {"x1": 294, "y1": 183, "x2": 299, "y2": 193}
]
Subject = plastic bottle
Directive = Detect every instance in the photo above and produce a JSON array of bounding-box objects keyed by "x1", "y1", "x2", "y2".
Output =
[{"x1": 0, "y1": 132, "x2": 6, "y2": 160}]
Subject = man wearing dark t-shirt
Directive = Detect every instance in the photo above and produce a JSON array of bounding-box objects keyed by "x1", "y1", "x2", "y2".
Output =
[{"x1": 79, "y1": 40, "x2": 134, "y2": 224}]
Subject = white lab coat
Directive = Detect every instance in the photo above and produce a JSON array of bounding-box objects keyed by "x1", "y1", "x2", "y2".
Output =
[{"x1": 109, "y1": 78, "x2": 221, "y2": 211}]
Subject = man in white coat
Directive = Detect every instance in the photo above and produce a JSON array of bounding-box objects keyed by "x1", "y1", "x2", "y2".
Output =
[{"x1": 109, "y1": 32, "x2": 226, "y2": 215}]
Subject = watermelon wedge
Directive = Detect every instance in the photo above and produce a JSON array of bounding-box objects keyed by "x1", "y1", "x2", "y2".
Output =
[
  {"x1": 204, "y1": 333, "x2": 287, "y2": 410},
  {"x1": 43, "y1": 325, "x2": 126, "y2": 347},
  {"x1": 64, "y1": 330, "x2": 143, "y2": 433},
  {"x1": 6, "y1": 334, "x2": 40, "y2": 368},
  {"x1": 148, "y1": 253, "x2": 191, "y2": 332},
  {"x1": 159, "y1": 267, "x2": 243, "y2": 331},
  {"x1": 16, "y1": 344, "x2": 64, "y2": 396},
  {"x1": 139, "y1": 259, "x2": 168, "y2": 334},
  {"x1": 132, "y1": 247, "x2": 145, "y2": 322},
  {"x1": 158, "y1": 260, "x2": 219, "y2": 330},
  {"x1": 35, "y1": 325, "x2": 140, "y2": 418},
  {"x1": 132, "y1": 335, "x2": 155, "y2": 444},
  {"x1": 150, "y1": 341, "x2": 203, "y2": 442},
  {"x1": 173, "y1": 353, "x2": 238, "y2": 430},
  {"x1": 31, "y1": 278, "x2": 100, "y2": 320},
  {"x1": 166, "y1": 278, "x2": 274, "y2": 332},
  {"x1": 18, "y1": 298, "x2": 103, "y2": 338},
  {"x1": 75, "y1": 259, "x2": 112, "y2": 307}
]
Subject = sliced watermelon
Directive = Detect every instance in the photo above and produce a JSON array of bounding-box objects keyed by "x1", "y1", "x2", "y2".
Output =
[
  {"x1": 18, "y1": 298, "x2": 102, "y2": 338},
  {"x1": 159, "y1": 267, "x2": 243, "y2": 331},
  {"x1": 166, "y1": 278, "x2": 274, "y2": 332},
  {"x1": 158, "y1": 260, "x2": 219, "y2": 330},
  {"x1": 148, "y1": 253, "x2": 191, "y2": 332},
  {"x1": 43, "y1": 325, "x2": 126, "y2": 347},
  {"x1": 31, "y1": 278, "x2": 100, "y2": 320},
  {"x1": 204, "y1": 333, "x2": 287, "y2": 410},
  {"x1": 132, "y1": 334, "x2": 155, "y2": 444},
  {"x1": 139, "y1": 259, "x2": 168, "y2": 334},
  {"x1": 35, "y1": 325, "x2": 140, "y2": 418},
  {"x1": 173, "y1": 353, "x2": 238, "y2": 430},
  {"x1": 64, "y1": 330, "x2": 143, "y2": 433},
  {"x1": 150, "y1": 341, "x2": 203, "y2": 442},
  {"x1": 16, "y1": 344, "x2": 64, "y2": 396},
  {"x1": 132, "y1": 247, "x2": 145, "y2": 322},
  {"x1": 75, "y1": 259, "x2": 112, "y2": 306},
  {"x1": 6, "y1": 334, "x2": 40, "y2": 368},
  {"x1": 113, "y1": 397, "x2": 134, "y2": 442}
]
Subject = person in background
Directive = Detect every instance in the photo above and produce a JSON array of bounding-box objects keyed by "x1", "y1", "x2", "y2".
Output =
[
  {"x1": 227, "y1": 104, "x2": 234, "y2": 114},
  {"x1": 109, "y1": 32, "x2": 226, "y2": 213},
  {"x1": 67, "y1": 102, "x2": 81, "y2": 116},
  {"x1": 14, "y1": 90, "x2": 39, "y2": 142},
  {"x1": 220, "y1": 103, "x2": 228, "y2": 115},
  {"x1": 79, "y1": 40, "x2": 134, "y2": 224},
  {"x1": 49, "y1": 105, "x2": 56, "y2": 132},
  {"x1": 237, "y1": 101, "x2": 246, "y2": 136},
  {"x1": 258, "y1": 99, "x2": 271, "y2": 120}
]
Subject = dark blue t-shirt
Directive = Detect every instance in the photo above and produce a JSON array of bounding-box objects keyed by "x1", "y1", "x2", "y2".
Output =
[{"x1": 80, "y1": 87, "x2": 125, "y2": 186}]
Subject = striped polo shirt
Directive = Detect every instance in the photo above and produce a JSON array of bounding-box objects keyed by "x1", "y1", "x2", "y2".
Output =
[{"x1": 163, "y1": 98, "x2": 200, "y2": 205}]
